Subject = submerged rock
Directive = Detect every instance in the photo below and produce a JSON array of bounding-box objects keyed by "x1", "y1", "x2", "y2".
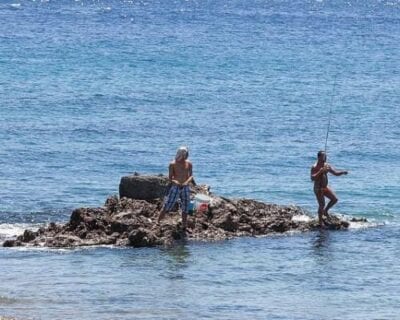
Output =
[{"x1": 3, "y1": 174, "x2": 356, "y2": 248}]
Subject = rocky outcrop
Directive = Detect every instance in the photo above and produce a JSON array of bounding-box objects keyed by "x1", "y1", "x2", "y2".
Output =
[{"x1": 3, "y1": 175, "x2": 358, "y2": 248}]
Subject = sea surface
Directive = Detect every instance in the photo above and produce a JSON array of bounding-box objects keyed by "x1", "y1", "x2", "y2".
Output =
[{"x1": 1, "y1": 0, "x2": 399, "y2": 319}]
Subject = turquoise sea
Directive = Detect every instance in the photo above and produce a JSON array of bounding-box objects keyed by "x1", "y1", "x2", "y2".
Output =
[{"x1": 1, "y1": 0, "x2": 399, "y2": 319}]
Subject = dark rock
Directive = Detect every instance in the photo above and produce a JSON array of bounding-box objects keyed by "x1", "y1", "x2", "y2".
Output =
[
  {"x1": 110, "y1": 221, "x2": 130, "y2": 234},
  {"x1": 76, "y1": 226, "x2": 88, "y2": 239},
  {"x1": 269, "y1": 220, "x2": 289, "y2": 233},
  {"x1": 350, "y1": 217, "x2": 368, "y2": 223},
  {"x1": 324, "y1": 214, "x2": 350, "y2": 230},
  {"x1": 128, "y1": 228, "x2": 159, "y2": 247},
  {"x1": 70, "y1": 209, "x2": 87, "y2": 229},
  {"x1": 20, "y1": 230, "x2": 37, "y2": 242},
  {"x1": 43, "y1": 235, "x2": 82, "y2": 247},
  {"x1": 105, "y1": 195, "x2": 119, "y2": 214},
  {"x1": 3, "y1": 239, "x2": 16, "y2": 247},
  {"x1": 213, "y1": 212, "x2": 239, "y2": 232},
  {"x1": 119, "y1": 175, "x2": 170, "y2": 200}
]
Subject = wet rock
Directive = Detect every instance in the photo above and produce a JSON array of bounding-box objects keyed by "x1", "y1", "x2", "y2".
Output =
[
  {"x1": 128, "y1": 228, "x2": 159, "y2": 247},
  {"x1": 3, "y1": 239, "x2": 16, "y2": 247},
  {"x1": 350, "y1": 217, "x2": 368, "y2": 223},
  {"x1": 20, "y1": 230, "x2": 37, "y2": 242},
  {"x1": 268, "y1": 220, "x2": 289, "y2": 233},
  {"x1": 50, "y1": 235, "x2": 83, "y2": 247},
  {"x1": 324, "y1": 214, "x2": 350, "y2": 230}
]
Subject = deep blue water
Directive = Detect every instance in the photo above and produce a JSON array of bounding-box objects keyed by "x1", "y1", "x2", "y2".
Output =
[{"x1": 1, "y1": 0, "x2": 399, "y2": 319}]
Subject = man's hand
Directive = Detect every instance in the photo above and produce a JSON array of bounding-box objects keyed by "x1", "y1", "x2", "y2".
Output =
[
  {"x1": 320, "y1": 164, "x2": 329, "y2": 173},
  {"x1": 172, "y1": 180, "x2": 181, "y2": 186}
]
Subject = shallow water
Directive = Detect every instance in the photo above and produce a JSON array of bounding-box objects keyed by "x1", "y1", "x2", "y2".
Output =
[
  {"x1": 2, "y1": 228, "x2": 400, "y2": 320},
  {"x1": 1, "y1": 0, "x2": 399, "y2": 319}
]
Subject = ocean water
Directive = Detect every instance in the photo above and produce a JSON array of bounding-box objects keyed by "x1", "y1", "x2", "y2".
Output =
[{"x1": 0, "y1": 0, "x2": 399, "y2": 319}]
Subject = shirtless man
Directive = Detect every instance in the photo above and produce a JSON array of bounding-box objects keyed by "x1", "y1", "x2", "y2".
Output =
[
  {"x1": 158, "y1": 146, "x2": 194, "y2": 230},
  {"x1": 311, "y1": 150, "x2": 348, "y2": 227}
]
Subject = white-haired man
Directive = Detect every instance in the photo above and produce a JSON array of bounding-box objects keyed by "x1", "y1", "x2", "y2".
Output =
[{"x1": 158, "y1": 146, "x2": 194, "y2": 230}]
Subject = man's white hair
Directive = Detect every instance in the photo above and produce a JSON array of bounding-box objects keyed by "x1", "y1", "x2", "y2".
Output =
[{"x1": 175, "y1": 146, "x2": 189, "y2": 161}]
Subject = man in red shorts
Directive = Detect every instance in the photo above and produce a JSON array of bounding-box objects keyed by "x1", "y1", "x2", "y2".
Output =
[{"x1": 311, "y1": 150, "x2": 348, "y2": 227}]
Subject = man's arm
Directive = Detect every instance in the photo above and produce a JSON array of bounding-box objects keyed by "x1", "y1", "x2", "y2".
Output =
[
  {"x1": 328, "y1": 165, "x2": 348, "y2": 176},
  {"x1": 169, "y1": 163, "x2": 180, "y2": 185},
  {"x1": 182, "y1": 162, "x2": 194, "y2": 185}
]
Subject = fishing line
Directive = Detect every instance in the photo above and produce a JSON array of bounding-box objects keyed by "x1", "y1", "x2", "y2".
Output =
[{"x1": 324, "y1": 74, "x2": 338, "y2": 153}]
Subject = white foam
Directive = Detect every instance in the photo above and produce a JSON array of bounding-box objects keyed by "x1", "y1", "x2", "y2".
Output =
[
  {"x1": 292, "y1": 214, "x2": 312, "y2": 223},
  {"x1": 11, "y1": 244, "x2": 119, "y2": 253},
  {"x1": 0, "y1": 223, "x2": 39, "y2": 239},
  {"x1": 291, "y1": 213, "x2": 381, "y2": 230},
  {"x1": 10, "y1": 3, "x2": 21, "y2": 9},
  {"x1": 348, "y1": 219, "x2": 382, "y2": 230}
]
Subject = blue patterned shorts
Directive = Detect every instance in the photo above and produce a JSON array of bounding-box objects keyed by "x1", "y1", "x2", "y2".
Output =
[{"x1": 163, "y1": 185, "x2": 190, "y2": 214}]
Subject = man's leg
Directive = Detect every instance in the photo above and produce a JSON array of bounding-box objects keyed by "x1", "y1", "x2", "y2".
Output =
[
  {"x1": 181, "y1": 213, "x2": 188, "y2": 231},
  {"x1": 158, "y1": 186, "x2": 179, "y2": 223},
  {"x1": 323, "y1": 187, "x2": 338, "y2": 215},
  {"x1": 315, "y1": 190, "x2": 325, "y2": 227},
  {"x1": 180, "y1": 186, "x2": 190, "y2": 230},
  {"x1": 158, "y1": 209, "x2": 166, "y2": 223}
]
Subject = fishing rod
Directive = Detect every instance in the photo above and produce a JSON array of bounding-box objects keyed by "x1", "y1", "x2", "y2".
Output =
[{"x1": 324, "y1": 74, "x2": 338, "y2": 153}]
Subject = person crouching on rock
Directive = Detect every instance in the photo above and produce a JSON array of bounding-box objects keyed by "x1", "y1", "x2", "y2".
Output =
[
  {"x1": 158, "y1": 146, "x2": 194, "y2": 230},
  {"x1": 311, "y1": 150, "x2": 348, "y2": 227}
]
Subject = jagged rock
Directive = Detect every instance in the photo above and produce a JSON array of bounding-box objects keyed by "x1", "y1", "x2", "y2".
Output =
[
  {"x1": 48, "y1": 235, "x2": 83, "y2": 247},
  {"x1": 213, "y1": 212, "x2": 239, "y2": 232},
  {"x1": 3, "y1": 239, "x2": 17, "y2": 247},
  {"x1": 323, "y1": 214, "x2": 350, "y2": 230},
  {"x1": 20, "y1": 230, "x2": 37, "y2": 242},
  {"x1": 268, "y1": 220, "x2": 289, "y2": 233},
  {"x1": 3, "y1": 174, "x2": 360, "y2": 248},
  {"x1": 128, "y1": 228, "x2": 159, "y2": 247},
  {"x1": 105, "y1": 195, "x2": 119, "y2": 214}
]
